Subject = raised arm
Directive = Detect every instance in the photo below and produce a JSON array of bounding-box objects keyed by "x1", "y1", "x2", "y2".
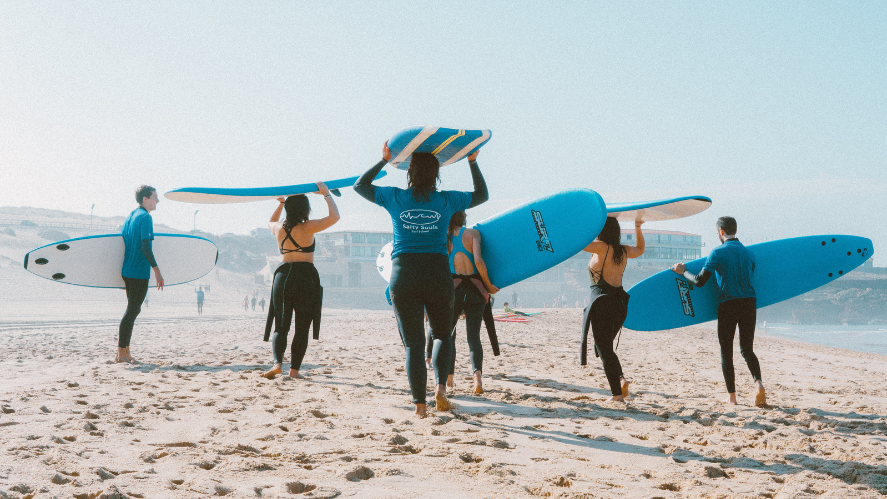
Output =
[
  {"x1": 470, "y1": 230, "x2": 499, "y2": 294},
  {"x1": 303, "y1": 181, "x2": 341, "y2": 233},
  {"x1": 466, "y1": 151, "x2": 489, "y2": 208},
  {"x1": 268, "y1": 197, "x2": 285, "y2": 233},
  {"x1": 354, "y1": 141, "x2": 391, "y2": 203},
  {"x1": 671, "y1": 262, "x2": 712, "y2": 287},
  {"x1": 626, "y1": 221, "x2": 645, "y2": 258}
]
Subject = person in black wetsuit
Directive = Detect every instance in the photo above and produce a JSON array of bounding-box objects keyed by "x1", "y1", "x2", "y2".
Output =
[
  {"x1": 425, "y1": 211, "x2": 499, "y2": 394},
  {"x1": 262, "y1": 182, "x2": 339, "y2": 379},
  {"x1": 672, "y1": 216, "x2": 766, "y2": 407},
  {"x1": 354, "y1": 142, "x2": 488, "y2": 418},
  {"x1": 118, "y1": 185, "x2": 164, "y2": 364},
  {"x1": 580, "y1": 217, "x2": 645, "y2": 402}
]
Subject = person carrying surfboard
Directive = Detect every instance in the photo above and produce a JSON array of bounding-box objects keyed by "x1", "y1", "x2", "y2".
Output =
[
  {"x1": 262, "y1": 182, "x2": 339, "y2": 380},
  {"x1": 117, "y1": 185, "x2": 164, "y2": 364},
  {"x1": 671, "y1": 216, "x2": 766, "y2": 407},
  {"x1": 581, "y1": 217, "x2": 645, "y2": 402},
  {"x1": 354, "y1": 142, "x2": 488, "y2": 418},
  {"x1": 427, "y1": 210, "x2": 499, "y2": 395}
]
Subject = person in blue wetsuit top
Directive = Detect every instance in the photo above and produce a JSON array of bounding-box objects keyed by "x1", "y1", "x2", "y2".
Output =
[
  {"x1": 355, "y1": 142, "x2": 488, "y2": 418},
  {"x1": 672, "y1": 216, "x2": 766, "y2": 407},
  {"x1": 118, "y1": 185, "x2": 164, "y2": 363},
  {"x1": 195, "y1": 285, "x2": 205, "y2": 315}
]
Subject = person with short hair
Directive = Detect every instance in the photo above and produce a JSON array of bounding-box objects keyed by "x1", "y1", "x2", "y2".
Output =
[
  {"x1": 262, "y1": 183, "x2": 339, "y2": 379},
  {"x1": 117, "y1": 185, "x2": 164, "y2": 363},
  {"x1": 672, "y1": 216, "x2": 766, "y2": 407},
  {"x1": 581, "y1": 217, "x2": 645, "y2": 402},
  {"x1": 196, "y1": 285, "x2": 204, "y2": 315},
  {"x1": 354, "y1": 142, "x2": 488, "y2": 418}
]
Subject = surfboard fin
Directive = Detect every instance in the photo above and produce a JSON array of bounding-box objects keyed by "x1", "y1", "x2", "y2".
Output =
[{"x1": 330, "y1": 189, "x2": 342, "y2": 197}]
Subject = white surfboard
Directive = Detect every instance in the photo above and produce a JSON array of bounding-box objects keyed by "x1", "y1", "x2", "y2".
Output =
[
  {"x1": 376, "y1": 242, "x2": 394, "y2": 283},
  {"x1": 24, "y1": 234, "x2": 218, "y2": 288},
  {"x1": 606, "y1": 196, "x2": 712, "y2": 223}
]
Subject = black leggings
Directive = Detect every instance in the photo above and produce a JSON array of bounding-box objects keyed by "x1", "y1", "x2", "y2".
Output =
[
  {"x1": 390, "y1": 253, "x2": 454, "y2": 405},
  {"x1": 589, "y1": 294, "x2": 627, "y2": 397},
  {"x1": 271, "y1": 262, "x2": 320, "y2": 370},
  {"x1": 119, "y1": 277, "x2": 149, "y2": 348},
  {"x1": 428, "y1": 286, "x2": 485, "y2": 375},
  {"x1": 717, "y1": 297, "x2": 761, "y2": 393}
]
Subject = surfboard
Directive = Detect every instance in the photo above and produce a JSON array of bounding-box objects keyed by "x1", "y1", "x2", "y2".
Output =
[
  {"x1": 476, "y1": 189, "x2": 606, "y2": 288},
  {"x1": 606, "y1": 195, "x2": 712, "y2": 223},
  {"x1": 623, "y1": 235, "x2": 874, "y2": 331},
  {"x1": 163, "y1": 172, "x2": 387, "y2": 204},
  {"x1": 374, "y1": 189, "x2": 606, "y2": 289},
  {"x1": 376, "y1": 241, "x2": 394, "y2": 283},
  {"x1": 24, "y1": 234, "x2": 218, "y2": 288},
  {"x1": 388, "y1": 126, "x2": 492, "y2": 171}
]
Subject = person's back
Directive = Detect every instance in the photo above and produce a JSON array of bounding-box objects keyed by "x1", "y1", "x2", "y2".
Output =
[{"x1": 706, "y1": 239, "x2": 756, "y2": 303}]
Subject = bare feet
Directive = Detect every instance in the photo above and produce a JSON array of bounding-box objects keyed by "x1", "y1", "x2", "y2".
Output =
[
  {"x1": 724, "y1": 393, "x2": 739, "y2": 405},
  {"x1": 755, "y1": 385, "x2": 767, "y2": 407},
  {"x1": 435, "y1": 385, "x2": 451, "y2": 412},
  {"x1": 289, "y1": 369, "x2": 305, "y2": 379},
  {"x1": 262, "y1": 364, "x2": 282, "y2": 379},
  {"x1": 446, "y1": 374, "x2": 455, "y2": 389},
  {"x1": 415, "y1": 403, "x2": 427, "y2": 418},
  {"x1": 609, "y1": 395, "x2": 625, "y2": 402},
  {"x1": 620, "y1": 378, "x2": 630, "y2": 398},
  {"x1": 473, "y1": 371, "x2": 483, "y2": 395}
]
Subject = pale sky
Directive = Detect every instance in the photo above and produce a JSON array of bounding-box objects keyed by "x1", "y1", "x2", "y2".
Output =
[{"x1": 1, "y1": 2, "x2": 884, "y2": 263}]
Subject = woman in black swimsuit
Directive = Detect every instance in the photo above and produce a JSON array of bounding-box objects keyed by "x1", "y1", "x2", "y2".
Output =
[
  {"x1": 262, "y1": 182, "x2": 339, "y2": 379},
  {"x1": 580, "y1": 217, "x2": 644, "y2": 402}
]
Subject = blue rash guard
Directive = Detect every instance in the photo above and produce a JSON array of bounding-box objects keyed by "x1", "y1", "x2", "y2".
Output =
[
  {"x1": 121, "y1": 207, "x2": 155, "y2": 279},
  {"x1": 701, "y1": 238, "x2": 756, "y2": 303},
  {"x1": 374, "y1": 186, "x2": 472, "y2": 258}
]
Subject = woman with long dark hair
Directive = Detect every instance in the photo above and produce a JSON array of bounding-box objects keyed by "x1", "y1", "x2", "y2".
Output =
[
  {"x1": 354, "y1": 142, "x2": 488, "y2": 418},
  {"x1": 425, "y1": 211, "x2": 499, "y2": 394},
  {"x1": 262, "y1": 182, "x2": 339, "y2": 379},
  {"x1": 580, "y1": 217, "x2": 645, "y2": 402}
]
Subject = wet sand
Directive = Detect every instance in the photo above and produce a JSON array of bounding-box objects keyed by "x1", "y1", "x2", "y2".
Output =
[{"x1": 1, "y1": 302, "x2": 886, "y2": 498}]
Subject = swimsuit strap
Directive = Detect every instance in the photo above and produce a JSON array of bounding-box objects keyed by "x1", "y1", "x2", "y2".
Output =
[
  {"x1": 280, "y1": 224, "x2": 316, "y2": 254},
  {"x1": 589, "y1": 245, "x2": 609, "y2": 285}
]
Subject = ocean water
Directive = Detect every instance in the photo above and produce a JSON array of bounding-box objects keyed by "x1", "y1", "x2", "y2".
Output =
[{"x1": 760, "y1": 323, "x2": 887, "y2": 356}]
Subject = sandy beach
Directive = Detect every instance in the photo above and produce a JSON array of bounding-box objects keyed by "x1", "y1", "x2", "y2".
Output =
[{"x1": 1, "y1": 295, "x2": 886, "y2": 498}]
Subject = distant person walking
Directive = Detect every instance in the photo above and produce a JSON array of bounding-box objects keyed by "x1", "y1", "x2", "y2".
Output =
[
  {"x1": 251, "y1": 295, "x2": 257, "y2": 311},
  {"x1": 511, "y1": 290, "x2": 518, "y2": 308},
  {"x1": 259, "y1": 296, "x2": 266, "y2": 312},
  {"x1": 262, "y1": 182, "x2": 339, "y2": 379},
  {"x1": 117, "y1": 185, "x2": 164, "y2": 364},
  {"x1": 196, "y1": 285, "x2": 204, "y2": 315},
  {"x1": 672, "y1": 216, "x2": 766, "y2": 407},
  {"x1": 354, "y1": 142, "x2": 488, "y2": 418},
  {"x1": 581, "y1": 217, "x2": 645, "y2": 402},
  {"x1": 243, "y1": 296, "x2": 249, "y2": 311}
]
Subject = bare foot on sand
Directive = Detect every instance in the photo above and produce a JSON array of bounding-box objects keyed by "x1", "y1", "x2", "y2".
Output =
[
  {"x1": 415, "y1": 403, "x2": 427, "y2": 418},
  {"x1": 621, "y1": 378, "x2": 630, "y2": 398},
  {"x1": 755, "y1": 385, "x2": 767, "y2": 407},
  {"x1": 473, "y1": 371, "x2": 483, "y2": 394},
  {"x1": 435, "y1": 386, "x2": 451, "y2": 412},
  {"x1": 446, "y1": 374, "x2": 454, "y2": 389},
  {"x1": 724, "y1": 393, "x2": 739, "y2": 405},
  {"x1": 289, "y1": 369, "x2": 305, "y2": 379},
  {"x1": 609, "y1": 395, "x2": 625, "y2": 402},
  {"x1": 262, "y1": 364, "x2": 282, "y2": 379}
]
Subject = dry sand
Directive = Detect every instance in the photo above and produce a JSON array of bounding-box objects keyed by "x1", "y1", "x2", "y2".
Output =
[{"x1": 1, "y1": 297, "x2": 887, "y2": 498}]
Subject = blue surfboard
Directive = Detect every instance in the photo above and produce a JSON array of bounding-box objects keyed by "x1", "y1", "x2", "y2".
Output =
[
  {"x1": 388, "y1": 126, "x2": 492, "y2": 171},
  {"x1": 607, "y1": 195, "x2": 712, "y2": 223},
  {"x1": 624, "y1": 235, "x2": 874, "y2": 331},
  {"x1": 164, "y1": 172, "x2": 387, "y2": 204},
  {"x1": 475, "y1": 189, "x2": 606, "y2": 288},
  {"x1": 24, "y1": 233, "x2": 218, "y2": 288}
]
